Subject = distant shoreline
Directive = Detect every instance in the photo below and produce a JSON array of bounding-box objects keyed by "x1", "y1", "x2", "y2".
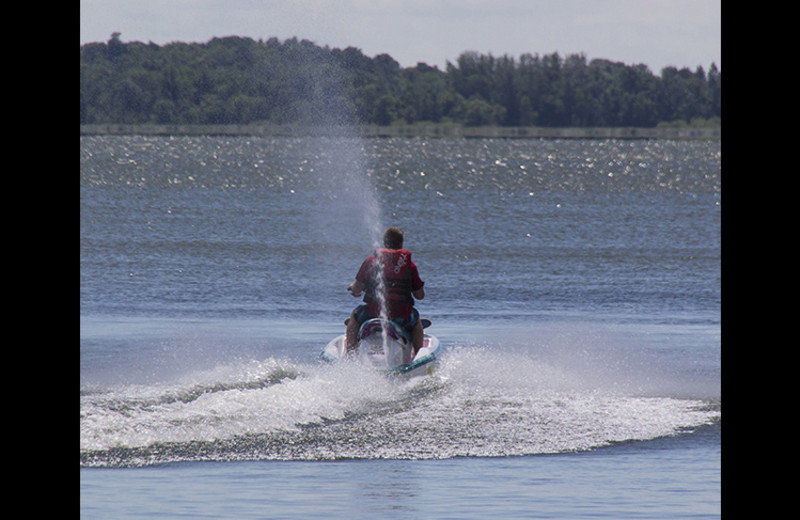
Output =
[{"x1": 80, "y1": 124, "x2": 720, "y2": 140}]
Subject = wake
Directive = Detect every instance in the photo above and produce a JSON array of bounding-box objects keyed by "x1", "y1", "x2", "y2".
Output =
[{"x1": 80, "y1": 344, "x2": 719, "y2": 467}]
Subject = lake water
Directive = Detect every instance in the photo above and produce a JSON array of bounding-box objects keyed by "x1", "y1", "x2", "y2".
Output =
[{"x1": 80, "y1": 135, "x2": 721, "y2": 519}]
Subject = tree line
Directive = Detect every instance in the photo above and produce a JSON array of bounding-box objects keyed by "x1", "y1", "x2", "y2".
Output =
[{"x1": 80, "y1": 34, "x2": 720, "y2": 128}]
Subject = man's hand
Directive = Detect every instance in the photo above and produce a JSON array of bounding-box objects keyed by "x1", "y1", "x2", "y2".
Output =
[{"x1": 348, "y1": 282, "x2": 364, "y2": 297}]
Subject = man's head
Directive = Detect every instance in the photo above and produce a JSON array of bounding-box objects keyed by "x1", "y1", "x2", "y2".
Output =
[{"x1": 383, "y1": 227, "x2": 404, "y2": 249}]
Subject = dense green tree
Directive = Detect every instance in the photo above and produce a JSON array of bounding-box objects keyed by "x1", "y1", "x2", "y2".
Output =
[
  {"x1": 463, "y1": 96, "x2": 505, "y2": 126},
  {"x1": 80, "y1": 35, "x2": 720, "y2": 127}
]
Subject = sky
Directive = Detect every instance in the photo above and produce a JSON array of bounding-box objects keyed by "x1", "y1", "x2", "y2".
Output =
[{"x1": 79, "y1": 0, "x2": 721, "y2": 74}]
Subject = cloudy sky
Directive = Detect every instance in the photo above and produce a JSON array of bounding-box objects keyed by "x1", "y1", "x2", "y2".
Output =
[{"x1": 80, "y1": 0, "x2": 720, "y2": 74}]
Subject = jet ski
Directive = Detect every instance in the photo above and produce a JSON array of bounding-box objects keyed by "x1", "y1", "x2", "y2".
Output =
[{"x1": 321, "y1": 317, "x2": 440, "y2": 377}]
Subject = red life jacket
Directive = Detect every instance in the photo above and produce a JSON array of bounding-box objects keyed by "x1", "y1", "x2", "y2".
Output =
[
  {"x1": 360, "y1": 248, "x2": 416, "y2": 317},
  {"x1": 377, "y1": 248, "x2": 414, "y2": 304}
]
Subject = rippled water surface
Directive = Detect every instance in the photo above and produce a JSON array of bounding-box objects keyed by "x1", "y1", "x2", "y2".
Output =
[{"x1": 80, "y1": 135, "x2": 720, "y2": 518}]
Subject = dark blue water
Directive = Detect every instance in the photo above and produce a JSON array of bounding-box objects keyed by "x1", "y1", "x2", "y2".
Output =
[{"x1": 80, "y1": 136, "x2": 720, "y2": 518}]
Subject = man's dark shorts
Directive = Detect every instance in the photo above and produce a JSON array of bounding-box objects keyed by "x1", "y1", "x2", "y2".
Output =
[{"x1": 353, "y1": 304, "x2": 419, "y2": 330}]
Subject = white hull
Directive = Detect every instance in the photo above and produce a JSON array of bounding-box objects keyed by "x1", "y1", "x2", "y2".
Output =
[{"x1": 321, "y1": 322, "x2": 440, "y2": 377}]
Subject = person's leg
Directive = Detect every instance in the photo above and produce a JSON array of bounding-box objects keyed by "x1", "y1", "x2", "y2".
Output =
[
  {"x1": 347, "y1": 305, "x2": 373, "y2": 354},
  {"x1": 404, "y1": 308, "x2": 423, "y2": 358},
  {"x1": 345, "y1": 308, "x2": 362, "y2": 353},
  {"x1": 411, "y1": 320, "x2": 423, "y2": 357}
]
